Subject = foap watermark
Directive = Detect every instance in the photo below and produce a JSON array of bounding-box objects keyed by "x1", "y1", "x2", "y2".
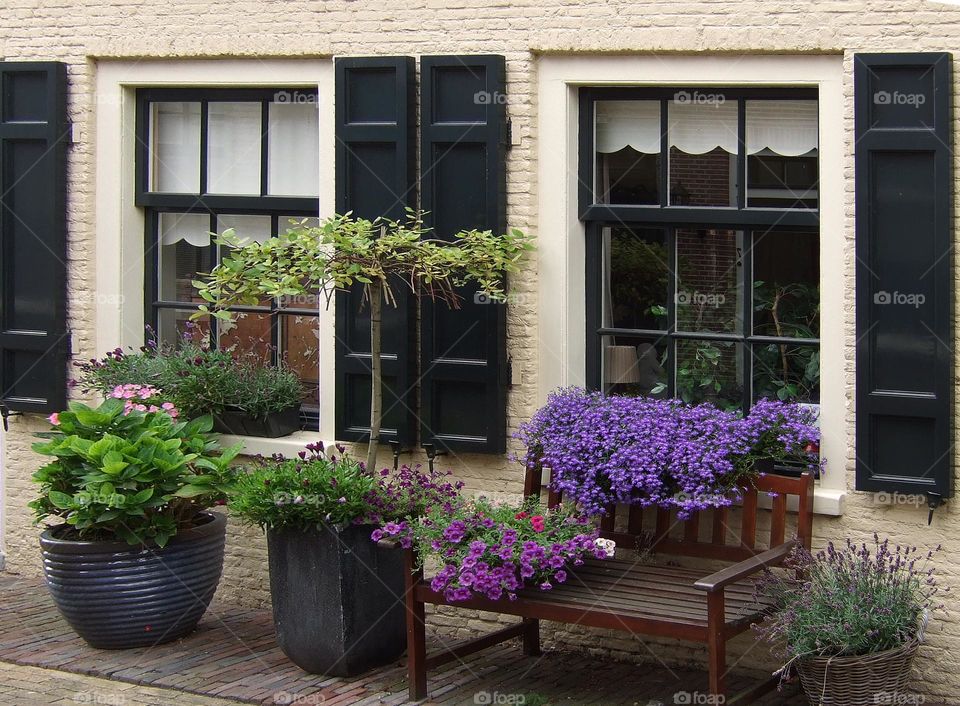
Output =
[
  {"x1": 273, "y1": 691, "x2": 326, "y2": 705},
  {"x1": 874, "y1": 691, "x2": 926, "y2": 705},
  {"x1": 273, "y1": 90, "x2": 318, "y2": 105},
  {"x1": 674, "y1": 691, "x2": 725, "y2": 705},
  {"x1": 874, "y1": 90, "x2": 927, "y2": 108},
  {"x1": 474, "y1": 90, "x2": 510, "y2": 106},
  {"x1": 272, "y1": 492, "x2": 328, "y2": 507},
  {"x1": 873, "y1": 290, "x2": 925, "y2": 309},
  {"x1": 474, "y1": 691, "x2": 526, "y2": 705},
  {"x1": 473, "y1": 290, "x2": 532, "y2": 306},
  {"x1": 873, "y1": 492, "x2": 927, "y2": 508},
  {"x1": 676, "y1": 291, "x2": 726, "y2": 308},
  {"x1": 673, "y1": 90, "x2": 726, "y2": 107},
  {"x1": 73, "y1": 692, "x2": 126, "y2": 706}
]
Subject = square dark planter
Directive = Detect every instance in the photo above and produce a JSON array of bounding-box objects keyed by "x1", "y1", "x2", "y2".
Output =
[
  {"x1": 266, "y1": 524, "x2": 406, "y2": 676},
  {"x1": 213, "y1": 406, "x2": 300, "y2": 438}
]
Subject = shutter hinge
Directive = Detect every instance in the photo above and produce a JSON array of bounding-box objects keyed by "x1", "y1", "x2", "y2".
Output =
[
  {"x1": 502, "y1": 118, "x2": 513, "y2": 148},
  {"x1": 506, "y1": 355, "x2": 513, "y2": 387},
  {"x1": 927, "y1": 493, "x2": 943, "y2": 525},
  {"x1": 0, "y1": 405, "x2": 21, "y2": 432}
]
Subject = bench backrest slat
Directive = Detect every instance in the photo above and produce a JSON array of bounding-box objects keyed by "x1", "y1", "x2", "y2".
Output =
[{"x1": 524, "y1": 461, "x2": 815, "y2": 561}]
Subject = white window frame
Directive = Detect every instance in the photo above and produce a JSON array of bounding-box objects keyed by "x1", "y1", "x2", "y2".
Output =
[
  {"x1": 536, "y1": 54, "x2": 846, "y2": 514},
  {"x1": 94, "y1": 59, "x2": 336, "y2": 446}
]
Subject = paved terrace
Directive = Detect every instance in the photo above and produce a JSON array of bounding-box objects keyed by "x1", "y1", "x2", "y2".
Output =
[{"x1": 0, "y1": 575, "x2": 803, "y2": 705}]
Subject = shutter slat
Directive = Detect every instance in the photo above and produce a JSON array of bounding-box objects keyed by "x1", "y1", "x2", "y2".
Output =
[
  {"x1": 0, "y1": 62, "x2": 68, "y2": 414},
  {"x1": 854, "y1": 53, "x2": 953, "y2": 501},
  {"x1": 334, "y1": 57, "x2": 417, "y2": 447},
  {"x1": 419, "y1": 54, "x2": 508, "y2": 454}
]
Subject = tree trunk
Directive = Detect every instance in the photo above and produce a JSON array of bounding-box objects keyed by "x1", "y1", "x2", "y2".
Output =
[{"x1": 366, "y1": 279, "x2": 383, "y2": 473}]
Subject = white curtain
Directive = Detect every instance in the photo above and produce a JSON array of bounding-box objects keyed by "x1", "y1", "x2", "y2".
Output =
[
  {"x1": 595, "y1": 101, "x2": 661, "y2": 154},
  {"x1": 745, "y1": 100, "x2": 818, "y2": 156},
  {"x1": 159, "y1": 212, "x2": 210, "y2": 247},
  {"x1": 152, "y1": 102, "x2": 201, "y2": 193},
  {"x1": 595, "y1": 99, "x2": 818, "y2": 157},
  {"x1": 268, "y1": 102, "x2": 320, "y2": 197},
  {"x1": 207, "y1": 102, "x2": 262, "y2": 195}
]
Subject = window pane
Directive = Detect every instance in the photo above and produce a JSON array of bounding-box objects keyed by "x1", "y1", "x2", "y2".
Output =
[
  {"x1": 675, "y1": 228, "x2": 743, "y2": 334},
  {"x1": 158, "y1": 309, "x2": 209, "y2": 347},
  {"x1": 745, "y1": 100, "x2": 818, "y2": 209},
  {"x1": 752, "y1": 343, "x2": 820, "y2": 404},
  {"x1": 675, "y1": 339, "x2": 742, "y2": 410},
  {"x1": 594, "y1": 101, "x2": 660, "y2": 204},
  {"x1": 668, "y1": 99, "x2": 737, "y2": 207},
  {"x1": 603, "y1": 226, "x2": 669, "y2": 331},
  {"x1": 752, "y1": 229, "x2": 820, "y2": 338},
  {"x1": 150, "y1": 102, "x2": 201, "y2": 193},
  {"x1": 217, "y1": 214, "x2": 272, "y2": 247},
  {"x1": 207, "y1": 102, "x2": 262, "y2": 195},
  {"x1": 281, "y1": 313, "x2": 320, "y2": 407},
  {"x1": 601, "y1": 336, "x2": 667, "y2": 398},
  {"x1": 268, "y1": 102, "x2": 320, "y2": 197},
  {"x1": 218, "y1": 312, "x2": 272, "y2": 364},
  {"x1": 158, "y1": 212, "x2": 211, "y2": 302}
]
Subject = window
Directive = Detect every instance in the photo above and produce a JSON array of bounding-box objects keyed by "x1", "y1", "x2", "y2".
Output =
[
  {"x1": 582, "y1": 88, "x2": 820, "y2": 413},
  {"x1": 136, "y1": 88, "x2": 321, "y2": 426}
]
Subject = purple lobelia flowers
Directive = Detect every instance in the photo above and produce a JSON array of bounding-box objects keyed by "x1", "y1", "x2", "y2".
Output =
[
  {"x1": 379, "y1": 496, "x2": 606, "y2": 602},
  {"x1": 516, "y1": 387, "x2": 821, "y2": 518}
]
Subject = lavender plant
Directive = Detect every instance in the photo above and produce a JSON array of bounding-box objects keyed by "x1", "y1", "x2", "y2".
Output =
[
  {"x1": 516, "y1": 387, "x2": 821, "y2": 518},
  {"x1": 755, "y1": 535, "x2": 944, "y2": 664},
  {"x1": 379, "y1": 496, "x2": 607, "y2": 602}
]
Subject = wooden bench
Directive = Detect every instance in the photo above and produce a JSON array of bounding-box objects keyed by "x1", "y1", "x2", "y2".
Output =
[{"x1": 399, "y1": 463, "x2": 815, "y2": 703}]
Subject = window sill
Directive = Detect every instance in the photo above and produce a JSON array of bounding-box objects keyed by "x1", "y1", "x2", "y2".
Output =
[{"x1": 218, "y1": 431, "x2": 327, "y2": 458}]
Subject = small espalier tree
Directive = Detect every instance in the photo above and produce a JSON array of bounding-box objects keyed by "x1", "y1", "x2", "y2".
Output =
[{"x1": 193, "y1": 211, "x2": 532, "y2": 471}]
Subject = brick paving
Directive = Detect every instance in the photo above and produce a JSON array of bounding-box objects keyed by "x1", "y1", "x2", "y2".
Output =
[{"x1": 0, "y1": 574, "x2": 803, "y2": 705}]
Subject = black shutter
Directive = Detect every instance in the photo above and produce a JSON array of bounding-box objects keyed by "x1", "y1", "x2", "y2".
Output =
[
  {"x1": 0, "y1": 62, "x2": 68, "y2": 414},
  {"x1": 334, "y1": 57, "x2": 417, "y2": 446},
  {"x1": 419, "y1": 55, "x2": 508, "y2": 454},
  {"x1": 854, "y1": 53, "x2": 953, "y2": 501}
]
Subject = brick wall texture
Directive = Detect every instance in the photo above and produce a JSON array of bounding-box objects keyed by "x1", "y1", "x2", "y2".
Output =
[{"x1": 2, "y1": 0, "x2": 960, "y2": 700}]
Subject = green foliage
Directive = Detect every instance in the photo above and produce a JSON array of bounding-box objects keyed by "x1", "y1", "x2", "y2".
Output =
[
  {"x1": 192, "y1": 211, "x2": 533, "y2": 319},
  {"x1": 75, "y1": 335, "x2": 303, "y2": 420},
  {"x1": 230, "y1": 453, "x2": 377, "y2": 531},
  {"x1": 752, "y1": 280, "x2": 820, "y2": 402},
  {"x1": 29, "y1": 398, "x2": 241, "y2": 547}
]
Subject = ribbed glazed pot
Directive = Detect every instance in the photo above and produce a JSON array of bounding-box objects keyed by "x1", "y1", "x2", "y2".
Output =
[{"x1": 40, "y1": 511, "x2": 227, "y2": 649}]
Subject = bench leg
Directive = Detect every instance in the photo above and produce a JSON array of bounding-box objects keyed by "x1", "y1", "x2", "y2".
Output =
[
  {"x1": 405, "y1": 552, "x2": 428, "y2": 701},
  {"x1": 521, "y1": 618, "x2": 540, "y2": 656},
  {"x1": 706, "y1": 590, "x2": 727, "y2": 698}
]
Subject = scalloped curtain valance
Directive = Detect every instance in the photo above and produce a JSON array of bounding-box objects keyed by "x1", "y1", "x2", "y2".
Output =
[{"x1": 595, "y1": 99, "x2": 818, "y2": 157}]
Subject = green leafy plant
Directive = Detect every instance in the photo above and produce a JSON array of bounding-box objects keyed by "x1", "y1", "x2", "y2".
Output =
[
  {"x1": 29, "y1": 398, "x2": 242, "y2": 547},
  {"x1": 75, "y1": 331, "x2": 303, "y2": 421},
  {"x1": 193, "y1": 211, "x2": 533, "y2": 470},
  {"x1": 752, "y1": 281, "x2": 820, "y2": 402}
]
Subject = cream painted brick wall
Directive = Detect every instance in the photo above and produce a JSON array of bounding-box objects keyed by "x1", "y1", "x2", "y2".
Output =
[{"x1": 2, "y1": 0, "x2": 960, "y2": 698}]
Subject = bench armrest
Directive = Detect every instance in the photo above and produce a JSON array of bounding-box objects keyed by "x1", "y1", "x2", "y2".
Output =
[{"x1": 693, "y1": 539, "x2": 797, "y2": 593}]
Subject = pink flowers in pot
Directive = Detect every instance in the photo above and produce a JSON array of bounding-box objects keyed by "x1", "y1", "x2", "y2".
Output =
[{"x1": 109, "y1": 383, "x2": 179, "y2": 417}]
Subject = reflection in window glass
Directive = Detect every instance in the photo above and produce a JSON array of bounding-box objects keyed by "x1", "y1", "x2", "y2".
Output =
[
  {"x1": 675, "y1": 339, "x2": 742, "y2": 410},
  {"x1": 602, "y1": 226, "x2": 669, "y2": 331},
  {"x1": 151, "y1": 102, "x2": 201, "y2": 193},
  {"x1": 218, "y1": 312, "x2": 272, "y2": 364},
  {"x1": 207, "y1": 102, "x2": 262, "y2": 195},
  {"x1": 745, "y1": 100, "x2": 818, "y2": 209},
  {"x1": 675, "y1": 228, "x2": 743, "y2": 334},
  {"x1": 158, "y1": 213, "x2": 211, "y2": 302},
  {"x1": 752, "y1": 230, "x2": 820, "y2": 339},
  {"x1": 594, "y1": 101, "x2": 661, "y2": 205},
  {"x1": 158, "y1": 309, "x2": 209, "y2": 347},
  {"x1": 282, "y1": 314, "x2": 321, "y2": 407}
]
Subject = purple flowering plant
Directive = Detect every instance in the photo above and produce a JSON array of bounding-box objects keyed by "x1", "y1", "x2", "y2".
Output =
[
  {"x1": 379, "y1": 496, "x2": 607, "y2": 603},
  {"x1": 755, "y1": 535, "x2": 944, "y2": 667},
  {"x1": 230, "y1": 443, "x2": 463, "y2": 534},
  {"x1": 516, "y1": 388, "x2": 821, "y2": 518}
]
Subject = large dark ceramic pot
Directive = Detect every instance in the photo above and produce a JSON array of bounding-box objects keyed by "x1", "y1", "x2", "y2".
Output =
[
  {"x1": 266, "y1": 523, "x2": 406, "y2": 676},
  {"x1": 39, "y1": 511, "x2": 227, "y2": 649}
]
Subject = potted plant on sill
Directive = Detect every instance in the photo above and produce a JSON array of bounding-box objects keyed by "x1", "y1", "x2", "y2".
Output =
[
  {"x1": 229, "y1": 445, "x2": 462, "y2": 675},
  {"x1": 755, "y1": 536, "x2": 942, "y2": 706},
  {"x1": 75, "y1": 331, "x2": 304, "y2": 439},
  {"x1": 192, "y1": 211, "x2": 532, "y2": 471},
  {"x1": 30, "y1": 393, "x2": 241, "y2": 649}
]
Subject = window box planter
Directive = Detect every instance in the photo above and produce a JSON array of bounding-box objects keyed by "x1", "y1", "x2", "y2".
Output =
[
  {"x1": 39, "y1": 511, "x2": 227, "y2": 649},
  {"x1": 213, "y1": 406, "x2": 300, "y2": 438},
  {"x1": 266, "y1": 523, "x2": 406, "y2": 675}
]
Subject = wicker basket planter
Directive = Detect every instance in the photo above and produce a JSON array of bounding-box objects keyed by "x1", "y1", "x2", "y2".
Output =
[{"x1": 796, "y1": 638, "x2": 920, "y2": 706}]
